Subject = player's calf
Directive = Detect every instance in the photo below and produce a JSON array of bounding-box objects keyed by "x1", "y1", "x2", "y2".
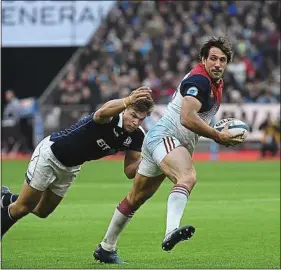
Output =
[
  {"x1": 2, "y1": 201, "x2": 31, "y2": 237},
  {"x1": 127, "y1": 190, "x2": 152, "y2": 209},
  {"x1": 126, "y1": 173, "x2": 165, "y2": 208},
  {"x1": 2, "y1": 200, "x2": 39, "y2": 238},
  {"x1": 1, "y1": 206, "x2": 18, "y2": 238},
  {"x1": 32, "y1": 209, "x2": 51, "y2": 219}
]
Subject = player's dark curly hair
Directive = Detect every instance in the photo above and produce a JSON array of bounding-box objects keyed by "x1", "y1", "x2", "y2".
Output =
[
  {"x1": 129, "y1": 98, "x2": 155, "y2": 115},
  {"x1": 199, "y1": 36, "x2": 233, "y2": 63}
]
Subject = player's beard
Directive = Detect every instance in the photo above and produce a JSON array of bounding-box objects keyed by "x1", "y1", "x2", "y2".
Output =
[{"x1": 211, "y1": 70, "x2": 223, "y2": 82}]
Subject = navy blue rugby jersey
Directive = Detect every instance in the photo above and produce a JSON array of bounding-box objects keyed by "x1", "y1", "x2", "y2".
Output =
[
  {"x1": 50, "y1": 113, "x2": 145, "y2": 167},
  {"x1": 179, "y1": 74, "x2": 216, "y2": 113}
]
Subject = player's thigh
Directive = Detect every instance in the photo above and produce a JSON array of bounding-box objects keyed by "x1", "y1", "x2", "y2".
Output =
[
  {"x1": 48, "y1": 168, "x2": 80, "y2": 198},
  {"x1": 31, "y1": 168, "x2": 79, "y2": 218},
  {"x1": 32, "y1": 188, "x2": 63, "y2": 218},
  {"x1": 9, "y1": 138, "x2": 57, "y2": 219},
  {"x1": 159, "y1": 146, "x2": 196, "y2": 189},
  {"x1": 145, "y1": 135, "x2": 196, "y2": 187},
  {"x1": 9, "y1": 182, "x2": 43, "y2": 219},
  {"x1": 135, "y1": 142, "x2": 166, "y2": 201},
  {"x1": 128, "y1": 173, "x2": 166, "y2": 206},
  {"x1": 26, "y1": 136, "x2": 57, "y2": 193}
]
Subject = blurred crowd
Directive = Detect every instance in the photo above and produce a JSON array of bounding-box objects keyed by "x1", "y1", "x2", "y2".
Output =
[
  {"x1": 54, "y1": 0, "x2": 280, "y2": 108},
  {"x1": 259, "y1": 113, "x2": 280, "y2": 158},
  {"x1": 2, "y1": 90, "x2": 35, "y2": 155}
]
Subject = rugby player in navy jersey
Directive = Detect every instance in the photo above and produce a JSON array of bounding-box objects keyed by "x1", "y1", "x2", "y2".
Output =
[
  {"x1": 1, "y1": 86, "x2": 154, "y2": 238},
  {"x1": 93, "y1": 37, "x2": 245, "y2": 264}
]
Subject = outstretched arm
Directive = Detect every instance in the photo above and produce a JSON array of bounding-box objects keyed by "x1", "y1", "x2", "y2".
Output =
[{"x1": 93, "y1": 86, "x2": 151, "y2": 124}]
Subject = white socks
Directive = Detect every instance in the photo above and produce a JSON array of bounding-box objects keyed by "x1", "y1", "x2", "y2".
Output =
[
  {"x1": 99, "y1": 184, "x2": 190, "y2": 251},
  {"x1": 101, "y1": 209, "x2": 131, "y2": 252},
  {"x1": 165, "y1": 184, "x2": 189, "y2": 236}
]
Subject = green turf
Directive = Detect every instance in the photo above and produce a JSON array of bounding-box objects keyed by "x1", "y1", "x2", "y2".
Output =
[{"x1": 1, "y1": 160, "x2": 280, "y2": 269}]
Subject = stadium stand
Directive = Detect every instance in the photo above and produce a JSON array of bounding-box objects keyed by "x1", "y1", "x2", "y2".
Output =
[
  {"x1": 2, "y1": 1, "x2": 280, "y2": 158},
  {"x1": 31, "y1": 0, "x2": 279, "y2": 153},
  {"x1": 52, "y1": 0, "x2": 279, "y2": 106}
]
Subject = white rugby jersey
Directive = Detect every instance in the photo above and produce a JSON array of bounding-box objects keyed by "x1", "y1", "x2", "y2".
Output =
[{"x1": 156, "y1": 63, "x2": 223, "y2": 151}]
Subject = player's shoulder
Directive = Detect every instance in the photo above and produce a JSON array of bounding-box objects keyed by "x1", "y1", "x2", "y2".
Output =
[
  {"x1": 81, "y1": 112, "x2": 95, "y2": 123},
  {"x1": 100, "y1": 114, "x2": 120, "y2": 127},
  {"x1": 181, "y1": 63, "x2": 211, "y2": 88},
  {"x1": 180, "y1": 73, "x2": 211, "y2": 96},
  {"x1": 182, "y1": 73, "x2": 210, "y2": 86},
  {"x1": 70, "y1": 113, "x2": 96, "y2": 129},
  {"x1": 112, "y1": 114, "x2": 121, "y2": 126}
]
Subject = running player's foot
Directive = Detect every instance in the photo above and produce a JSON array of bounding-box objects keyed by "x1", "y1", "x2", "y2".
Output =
[
  {"x1": 93, "y1": 244, "x2": 125, "y2": 264},
  {"x1": 162, "y1": 225, "x2": 195, "y2": 251},
  {"x1": 1, "y1": 186, "x2": 12, "y2": 208}
]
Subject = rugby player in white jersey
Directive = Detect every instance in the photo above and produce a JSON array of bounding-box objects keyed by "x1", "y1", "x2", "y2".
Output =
[{"x1": 94, "y1": 37, "x2": 245, "y2": 264}]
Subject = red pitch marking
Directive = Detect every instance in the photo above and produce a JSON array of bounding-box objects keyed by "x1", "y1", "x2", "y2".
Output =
[{"x1": 1, "y1": 151, "x2": 279, "y2": 162}]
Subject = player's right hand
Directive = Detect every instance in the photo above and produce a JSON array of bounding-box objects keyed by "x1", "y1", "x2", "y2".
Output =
[
  {"x1": 127, "y1": 86, "x2": 152, "y2": 104},
  {"x1": 215, "y1": 123, "x2": 245, "y2": 147}
]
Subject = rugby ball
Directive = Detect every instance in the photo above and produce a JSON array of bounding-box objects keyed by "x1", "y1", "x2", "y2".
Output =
[{"x1": 214, "y1": 118, "x2": 249, "y2": 141}]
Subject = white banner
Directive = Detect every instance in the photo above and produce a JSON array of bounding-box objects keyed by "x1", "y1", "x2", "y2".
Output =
[
  {"x1": 143, "y1": 104, "x2": 280, "y2": 141},
  {"x1": 2, "y1": 1, "x2": 115, "y2": 47}
]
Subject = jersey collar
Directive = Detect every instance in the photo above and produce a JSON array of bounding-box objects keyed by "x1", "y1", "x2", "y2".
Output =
[{"x1": 118, "y1": 113, "x2": 123, "y2": 128}]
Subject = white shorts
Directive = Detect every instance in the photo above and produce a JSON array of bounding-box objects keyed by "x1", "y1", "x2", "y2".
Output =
[
  {"x1": 138, "y1": 127, "x2": 181, "y2": 177},
  {"x1": 26, "y1": 136, "x2": 81, "y2": 197}
]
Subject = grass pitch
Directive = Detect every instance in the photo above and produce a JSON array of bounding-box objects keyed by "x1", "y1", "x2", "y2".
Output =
[{"x1": 1, "y1": 160, "x2": 280, "y2": 269}]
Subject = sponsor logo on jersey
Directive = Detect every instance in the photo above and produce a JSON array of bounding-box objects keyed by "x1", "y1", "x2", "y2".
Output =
[
  {"x1": 123, "y1": 136, "x2": 132, "y2": 147},
  {"x1": 96, "y1": 139, "x2": 111, "y2": 150},
  {"x1": 186, "y1": 87, "x2": 198, "y2": 96},
  {"x1": 113, "y1": 128, "x2": 119, "y2": 137}
]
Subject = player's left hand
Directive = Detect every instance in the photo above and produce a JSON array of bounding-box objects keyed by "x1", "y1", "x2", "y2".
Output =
[
  {"x1": 216, "y1": 123, "x2": 245, "y2": 146},
  {"x1": 126, "y1": 86, "x2": 152, "y2": 105}
]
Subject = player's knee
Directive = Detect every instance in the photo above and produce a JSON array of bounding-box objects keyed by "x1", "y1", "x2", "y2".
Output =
[
  {"x1": 127, "y1": 191, "x2": 149, "y2": 208},
  {"x1": 136, "y1": 193, "x2": 152, "y2": 206},
  {"x1": 177, "y1": 169, "x2": 197, "y2": 188},
  {"x1": 127, "y1": 192, "x2": 140, "y2": 207}
]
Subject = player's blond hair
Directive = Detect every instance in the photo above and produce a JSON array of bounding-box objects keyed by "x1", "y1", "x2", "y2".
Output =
[{"x1": 129, "y1": 98, "x2": 155, "y2": 115}]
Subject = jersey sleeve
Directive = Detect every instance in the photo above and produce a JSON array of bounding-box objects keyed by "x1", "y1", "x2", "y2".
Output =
[
  {"x1": 127, "y1": 127, "x2": 145, "y2": 152},
  {"x1": 104, "y1": 114, "x2": 119, "y2": 126},
  {"x1": 180, "y1": 74, "x2": 211, "y2": 104}
]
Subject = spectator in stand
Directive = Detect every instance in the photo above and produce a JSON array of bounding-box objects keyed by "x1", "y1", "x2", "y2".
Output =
[
  {"x1": 53, "y1": 1, "x2": 280, "y2": 106},
  {"x1": 1, "y1": 90, "x2": 23, "y2": 154},
  {"x1": 226, "y1": 55, "x2": 247, "y2": 90},
  {"x1": 257, "y1": 88, "x2": 279, "y2": 104},
  {"x1": 259, "y1": 114, "x2": 280, "y2": 158},
  {"x1": 60, "y1": 86, "x2": 81, "y2": 105},
  {"x1": 267, "y1": 77, "x2": 280, "y2": 102},
  {"x1": 2, "y1": 90, "x2": 21, "y2": 124}
]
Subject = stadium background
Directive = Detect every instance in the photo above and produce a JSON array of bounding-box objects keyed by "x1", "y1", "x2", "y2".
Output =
[{"x1": 1, "y1": 1, "x2": 280, "y2": 269}]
